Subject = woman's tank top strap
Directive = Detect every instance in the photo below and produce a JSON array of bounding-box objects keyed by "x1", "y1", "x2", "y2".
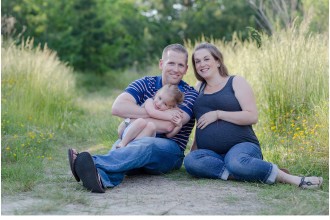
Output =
[
  {"x1": 227, "y1": 75, "x2": 235, "y2": 93},
  {"x1": 199, "y1": 81, "x2": 207, "y2": 93}
]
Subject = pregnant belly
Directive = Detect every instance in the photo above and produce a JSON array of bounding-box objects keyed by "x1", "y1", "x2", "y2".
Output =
[{"x1": 195, "y1": 121, "x2": 245, "y2": 154}]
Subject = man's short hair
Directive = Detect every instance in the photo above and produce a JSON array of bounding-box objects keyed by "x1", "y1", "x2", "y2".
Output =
[{"x1": 162, "y1": 44, "x2": 188, "y2": 62}]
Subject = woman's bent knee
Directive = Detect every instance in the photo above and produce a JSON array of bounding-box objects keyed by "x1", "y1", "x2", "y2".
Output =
[{"x1": 183, "y1": 152, "x2": 201, "y2": 175}]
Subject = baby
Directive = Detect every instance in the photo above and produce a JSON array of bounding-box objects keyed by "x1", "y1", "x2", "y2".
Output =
[{"x1": 116, "y1": 84, "x2": 184, "y2": 148}]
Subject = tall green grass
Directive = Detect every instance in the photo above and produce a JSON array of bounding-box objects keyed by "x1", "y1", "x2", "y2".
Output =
[
  {"x1": 184, "y1": 25, "x2": 328, "y2": 179},
  {"x1": 1, "y1": 39, "x2": 77, "y2": 191}
]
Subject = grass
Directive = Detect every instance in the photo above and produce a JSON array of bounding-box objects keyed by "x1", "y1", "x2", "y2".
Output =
[
  {"x1": 184, "y1": 24, "x2": 329, "y2": 181},
  {"x1": 1, "y1": 21, "x2": 328, "y2": 214}
]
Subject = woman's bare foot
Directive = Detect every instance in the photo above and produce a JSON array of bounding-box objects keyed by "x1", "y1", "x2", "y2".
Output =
[
  {"x1": 276, "y1": 169, "x2": 323, "y2": 189},
  {"x1": 299, "y1": 176, "x2": 323, "y2": 189}
]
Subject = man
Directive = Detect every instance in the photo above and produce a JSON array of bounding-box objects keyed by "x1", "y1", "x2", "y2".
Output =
[{"x1": 68, "y1": 44, "x2": 198, "y2": 193}]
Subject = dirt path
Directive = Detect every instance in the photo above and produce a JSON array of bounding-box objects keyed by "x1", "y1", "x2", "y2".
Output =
[
  {"x1": 2, "y1": 172, "x2": 266, "y2": 215},
  {"x1": 2, "y1": 156, "x2": 329, "y2": 215}
]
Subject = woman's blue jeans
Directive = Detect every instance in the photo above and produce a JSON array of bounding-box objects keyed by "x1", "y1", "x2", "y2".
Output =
[
  {"x1": 92, "y1": 137, "x2": 184, "y2": 187},
  {"x1": 184, "y1": 142, "x2": 278, "y2": 184}
]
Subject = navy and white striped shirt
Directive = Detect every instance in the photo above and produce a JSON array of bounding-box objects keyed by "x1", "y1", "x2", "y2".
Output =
[{"x1": 125, "y1": 76, "x2": 198, "y2": 150}]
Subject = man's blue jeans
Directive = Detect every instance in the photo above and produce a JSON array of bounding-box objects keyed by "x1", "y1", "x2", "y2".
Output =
[
  {"x1": 184, "y1": 142, "x2": 278, "y2": 184},
  {"x1": 92, "y1": 137, "x2": 184, "y2": 187}
]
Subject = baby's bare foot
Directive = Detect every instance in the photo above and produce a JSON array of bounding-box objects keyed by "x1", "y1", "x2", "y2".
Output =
[{"x1": 116, "y1": 143, "x2": 124, "y2": 149}]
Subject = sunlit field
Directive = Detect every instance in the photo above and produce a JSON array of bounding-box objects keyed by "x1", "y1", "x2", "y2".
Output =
[{"x1": 1, "y1": 24, "x2": 328, "y2": 193}]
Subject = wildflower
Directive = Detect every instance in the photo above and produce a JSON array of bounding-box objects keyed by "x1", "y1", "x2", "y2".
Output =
[
  {"x1": 292, "y1": 133, "x2": 299, "y2": 139},
  {"x1": 28, "y1": 132, "x2": 36, "y2": 139}
]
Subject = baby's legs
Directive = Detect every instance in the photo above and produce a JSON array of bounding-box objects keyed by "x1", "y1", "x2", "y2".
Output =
[
  {"x1": 135, "y1": 121, "x2": 156, "y2": 139},
  {"x1": 118, "y1": 118, "x2": 147, "y2": 148},
  {"x1": 117, "y1": 119, "x2": 156, "y2": 148},
  {"x1": 117, "y1": 121, "x2": 126, "y2": 138}
]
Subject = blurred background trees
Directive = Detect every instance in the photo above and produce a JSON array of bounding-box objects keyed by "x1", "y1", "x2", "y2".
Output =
[{"x1": 1, "y1": 0, "x2": 328, "y2": 74}]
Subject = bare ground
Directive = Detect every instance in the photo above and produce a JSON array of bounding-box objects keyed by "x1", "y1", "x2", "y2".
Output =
[
  {"x1": 1, "y1": 147, "x2": 328, "y2": 215},
  {"x1": 2, "y1": 173, "x2": 267, "y2": 215}
]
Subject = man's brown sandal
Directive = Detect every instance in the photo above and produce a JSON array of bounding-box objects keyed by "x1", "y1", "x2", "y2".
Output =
[{"x1": 68, "y1": 148, "x2": 80, "y2": 182}]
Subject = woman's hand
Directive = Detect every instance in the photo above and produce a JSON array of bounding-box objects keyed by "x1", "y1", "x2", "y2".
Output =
[{"x1": 197, "y1": 111, "x2": 218, "y2": 129}]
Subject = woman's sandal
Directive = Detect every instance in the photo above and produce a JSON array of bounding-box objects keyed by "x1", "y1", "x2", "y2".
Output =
[
  {"x1": 68, "y1": 148, "x2": 80, "y2": 182},
  {"x1": 298, "y1": 176, "x2": 323, "y2": 189}
]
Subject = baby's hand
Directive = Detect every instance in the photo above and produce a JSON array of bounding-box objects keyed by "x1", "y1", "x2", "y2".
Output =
[
  {"x1": 171, "y1": 115, "x2": 182, "y2": 127},
  {"x1": 166, "y1": 109, "x2": 183, "y2": 119}
]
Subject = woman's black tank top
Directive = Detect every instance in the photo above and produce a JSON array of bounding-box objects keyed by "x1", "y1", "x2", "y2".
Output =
[{"x1": 193, "y1": 76, "x2": 260, "y2": 154}]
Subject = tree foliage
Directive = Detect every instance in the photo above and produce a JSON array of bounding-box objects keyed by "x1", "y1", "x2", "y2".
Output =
[{"x1": 1, "y1": 0, "x2": 328, "y2": 74}]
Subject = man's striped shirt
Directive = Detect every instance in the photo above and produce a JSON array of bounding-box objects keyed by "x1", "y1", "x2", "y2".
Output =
[{"x1": 125, "y1": 76, "x2": 198, "y2": 150}]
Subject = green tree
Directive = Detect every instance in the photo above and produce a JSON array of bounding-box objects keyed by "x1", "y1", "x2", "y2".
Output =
[
  {"x1": 1, "y1": 0, "x2": 48, "y2": 41},
  {"x1": 182, "y1": 0, "x2": 257, "y2": 42},
  {"x1": 302, "y1": 0, "x2": 329, "y2": 33}
]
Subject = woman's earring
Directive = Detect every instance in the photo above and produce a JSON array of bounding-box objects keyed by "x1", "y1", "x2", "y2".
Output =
[{"x1": 217, "y1": 64, "x2": 221, "y2": 68}]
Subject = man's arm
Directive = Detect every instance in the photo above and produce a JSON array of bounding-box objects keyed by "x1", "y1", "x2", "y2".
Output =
[
  {"x1": 165, "y1": 115, "x2": 183, "y2": 138},
  {"x1": 165, "y1": 124, "x2": 182, "y2": 138},
  {"x1": 112, "y1": 92, "x2": 181, "y2": 133},
  {"x1": 112, "y1": 92, "x2": 149, "y2": 118}
]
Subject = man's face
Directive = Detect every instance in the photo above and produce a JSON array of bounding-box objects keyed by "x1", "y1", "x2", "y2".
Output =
[{"x1": 159, "y1": 50, "x2": 188, "y2": 85}]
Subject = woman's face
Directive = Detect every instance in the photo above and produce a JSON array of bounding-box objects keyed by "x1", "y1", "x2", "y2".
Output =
[{"x1": 193, "y1": 49, "x2": 219, "y2": 79}]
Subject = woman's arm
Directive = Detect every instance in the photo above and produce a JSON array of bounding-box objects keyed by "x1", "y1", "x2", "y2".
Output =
[{"x1": 219, "y1": 76, "x2": 258, "y2": 125}]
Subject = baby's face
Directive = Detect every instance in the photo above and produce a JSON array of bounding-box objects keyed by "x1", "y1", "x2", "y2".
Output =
[{"x1": 153, "y1": 91, "x2": 176, "y2": 111}]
